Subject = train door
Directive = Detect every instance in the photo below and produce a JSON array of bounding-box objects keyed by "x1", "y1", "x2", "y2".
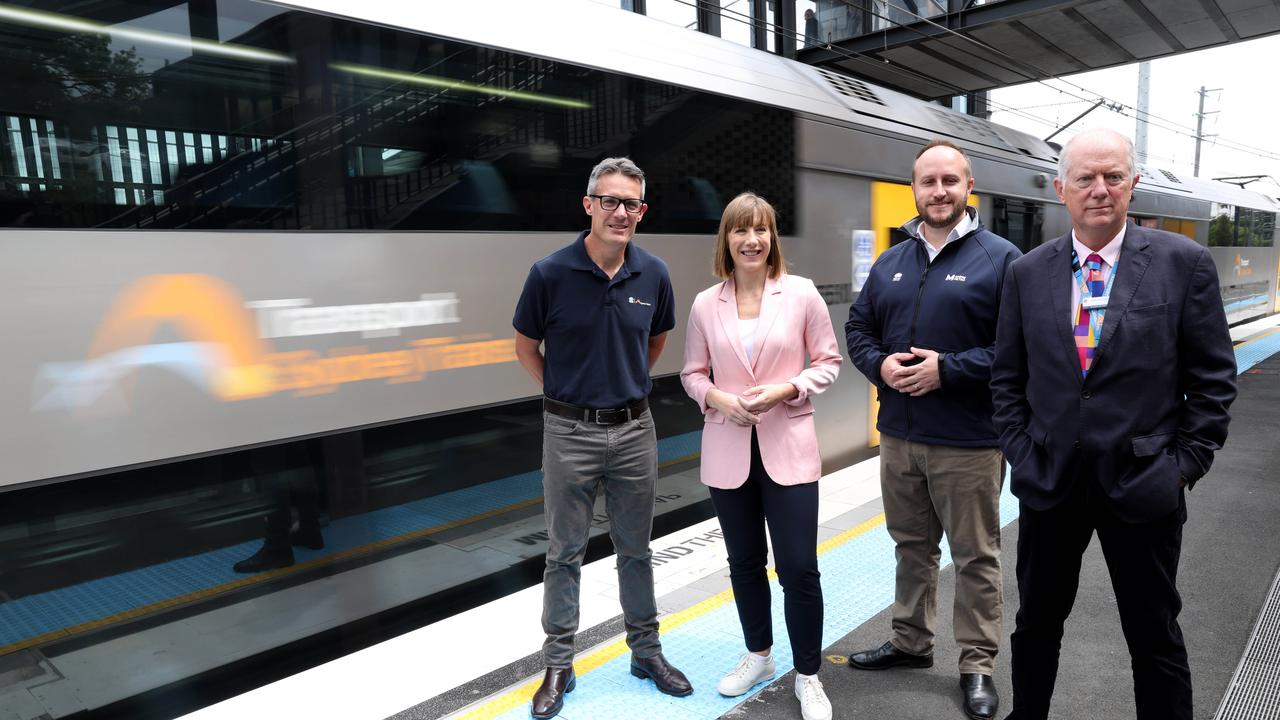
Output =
[
  {"x1": 872, "y1": 180, "x2": 980, "y2": 253},
  {"x1": 867, "y1": 180, "x2": 979, "y2": 448},
  {"x1": 992, "y1": 197, "x2": 1043, "y2": 253}
]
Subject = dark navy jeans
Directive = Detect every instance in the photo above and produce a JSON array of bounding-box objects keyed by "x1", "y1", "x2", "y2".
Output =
[{"x1": 710, "y1": 430, "x2": 824, "y2": 675}]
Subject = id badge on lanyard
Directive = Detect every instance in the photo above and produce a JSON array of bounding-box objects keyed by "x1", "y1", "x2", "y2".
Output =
[{"x1": 1071, "y1": 249, "x2": 1115, "y2": 335}]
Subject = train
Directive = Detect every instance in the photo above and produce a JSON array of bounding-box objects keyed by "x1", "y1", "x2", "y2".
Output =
[{"x1": 0, "y1": 0, "x2": 1275, "y2": 716}]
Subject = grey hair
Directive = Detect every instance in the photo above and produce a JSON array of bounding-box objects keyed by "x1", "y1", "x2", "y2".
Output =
[
  {"x1": 586, "y1": 156, "x2": 646, "y2": 197},
  {"x1": 1057, "y1": 128, "x2": 1137, "y2": 182}
]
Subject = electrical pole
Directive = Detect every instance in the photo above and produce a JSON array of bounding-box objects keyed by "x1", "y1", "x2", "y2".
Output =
[
  {"x1": 1135, "y1": 62, "x2": 1150, "y2": 164},
  {"x1": 1194, "y1": 86, "x2": 1221, "y2": 178}
]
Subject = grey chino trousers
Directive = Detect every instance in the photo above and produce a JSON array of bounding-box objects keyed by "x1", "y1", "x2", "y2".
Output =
[
  {"x1": 540, "y1": 408, "x2": 662, "y2": 667},
  {"x1": 880, "y1": 434, "x2": 1005, "y2": 674}
]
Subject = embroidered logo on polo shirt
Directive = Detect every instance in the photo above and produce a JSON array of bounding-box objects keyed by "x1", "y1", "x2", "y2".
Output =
[
  {"x1": 628, "y1": 296, "x2": 652, "y2": 306},
  {"x1": 892, "y1": 273, "x2": 903, "y2": 282}
]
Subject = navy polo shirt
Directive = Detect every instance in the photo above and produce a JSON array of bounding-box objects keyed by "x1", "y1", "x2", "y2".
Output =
[{"x1": 513, "y1": 230, "x2": 676, "y2": 409}]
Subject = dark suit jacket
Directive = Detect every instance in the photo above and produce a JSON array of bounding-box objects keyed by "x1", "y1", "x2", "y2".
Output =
[{"x1": 991, "y1": 223, "x2": 1237, "y2": 522}]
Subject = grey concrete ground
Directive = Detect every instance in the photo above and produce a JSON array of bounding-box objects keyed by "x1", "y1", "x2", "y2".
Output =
[{"x1": 735, "y1": 354, "x2": 1280, "y2": 720}]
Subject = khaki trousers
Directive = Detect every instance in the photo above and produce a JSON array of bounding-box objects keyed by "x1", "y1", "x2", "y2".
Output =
[{"x1": 879, "y1": 434, "x2": 1004, "y2": 674}]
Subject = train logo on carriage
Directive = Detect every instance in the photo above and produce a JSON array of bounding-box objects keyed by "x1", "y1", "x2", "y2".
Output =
[
  {"x1": 31, "y1": 274, "x2": 516, "y2": 413},
  {"x1": 1234, "y1": 253, "x2": 1253, "y2": 277}
]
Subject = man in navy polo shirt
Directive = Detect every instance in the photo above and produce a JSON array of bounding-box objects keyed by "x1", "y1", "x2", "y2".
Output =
[{"x1": 513, "y1": 157, "x2": 690, "y2": 718}]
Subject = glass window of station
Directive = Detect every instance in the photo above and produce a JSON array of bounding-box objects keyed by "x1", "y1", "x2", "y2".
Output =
[{"x1": 805, "y1": 0, "x2": 957, "y2": 44}]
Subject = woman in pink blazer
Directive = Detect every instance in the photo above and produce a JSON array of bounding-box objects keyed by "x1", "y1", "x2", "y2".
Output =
[{"x1": 681, "y1": 193, "x2": 841, "y2": 720}]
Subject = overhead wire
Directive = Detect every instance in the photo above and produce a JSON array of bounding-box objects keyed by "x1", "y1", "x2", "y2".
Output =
[{"x1": 869, "y1": 0, "x2": 1280, "y2": 161}]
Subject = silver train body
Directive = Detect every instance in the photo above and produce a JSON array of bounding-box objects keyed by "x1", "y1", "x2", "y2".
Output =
[{"x1": 4, "y1": 0, "x2": 1274, "y2": 490}]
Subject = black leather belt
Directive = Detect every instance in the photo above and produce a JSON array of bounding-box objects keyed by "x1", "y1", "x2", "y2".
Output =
[{"x1": 544, "y1": 396, "x2": 648, "y2": 425}]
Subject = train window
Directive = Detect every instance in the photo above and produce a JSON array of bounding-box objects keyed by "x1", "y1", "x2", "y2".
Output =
[
  {"x1": 1241, "y1": 207, "x2": 1276, "y2": 247},
  {"x1": 1211, "y1": 205, "x2": 1276, "y2": 247},
  {"x1": 0, "y1": 374, "x2": 708, "y2": 716},
  {"x1": 1209, "y1": 203, "x2": 1237, "y2": 246},
  {"x1": 1259, "y1": 212, "x2": 1276, "y2": 247},
  {"x1": 1221, "y1": 280, "x2": 1271, "y2": 322},
  {"x1": 992, "y1": 197, "x2": 1042, "y2": 253},
  {"x1": 0, "y1": 2, "x2": 794, "y2": 233}
]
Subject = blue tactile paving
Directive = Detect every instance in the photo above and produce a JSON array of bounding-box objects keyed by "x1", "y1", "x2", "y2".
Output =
[
  {"x1": 1237, "y1": 330, "x2": 1280, "y2": 373},
  {"x1": 0, "y1": 430, "x2": 702, "y2": 648},
  {"x1": 488, "y1": 324, "x2": 1279, "y2": 719},
  {"x1": 488, "y1": 482, "x2": 1022, "y2": 720}
]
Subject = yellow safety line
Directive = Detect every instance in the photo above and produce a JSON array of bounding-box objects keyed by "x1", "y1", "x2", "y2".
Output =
[
  {"x1": 455, "y1": 512, "x2": 888, "y2": 719},
  {"x1": 3, "y1": 449, "x2": 704, "y2": 656}
]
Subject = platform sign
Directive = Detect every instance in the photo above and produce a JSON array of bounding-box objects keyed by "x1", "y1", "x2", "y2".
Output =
[
  {"x1": 852, "y1": 229, "x2": 874, "y2": 292},
  {"x1": 851, "y1": 228, "x2": 878, "y2": 447}
]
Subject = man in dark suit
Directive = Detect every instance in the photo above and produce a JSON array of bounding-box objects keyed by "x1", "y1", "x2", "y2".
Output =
[{"x1": 991, "y1": 128, "x2": 1237, "y2": 720}]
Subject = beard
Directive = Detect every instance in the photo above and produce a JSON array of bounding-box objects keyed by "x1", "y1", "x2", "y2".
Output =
[{"x1": 921, "y1": 200, "x2": 966, "y2": 229}]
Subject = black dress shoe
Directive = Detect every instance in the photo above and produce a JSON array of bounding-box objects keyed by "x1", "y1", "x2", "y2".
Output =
[
  {"x1": 630, "y1": 652, "x2": 693, "y2": 696},
  {"x1": 960, "y1": 673, "x2": 999, "y2": 720},
  {"x1": 530, "y1": 666, "x2": 575, "y2": 719},
  {"x1": 291, "y1": 525, "x2": 324, "y2": 550},
  {"x1": 847, "y1": 640, "x2": 933, "y2": 670},
  {"x1": 232, "y1": 543, "x2": 294, "y2": 573}
]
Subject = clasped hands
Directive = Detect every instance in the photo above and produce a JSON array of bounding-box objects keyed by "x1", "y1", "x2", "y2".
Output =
[
  {"x1": 880, "y1": 347, "x2": 941, "y2": 397},
  {"x1": 707, "y1": 383, "x2": 799, "y2": 426}
]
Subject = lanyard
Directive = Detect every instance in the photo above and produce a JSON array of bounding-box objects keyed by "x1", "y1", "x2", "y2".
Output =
[{"x1": 1070, "y1": 249, "x2": 1116, "y2": 338}]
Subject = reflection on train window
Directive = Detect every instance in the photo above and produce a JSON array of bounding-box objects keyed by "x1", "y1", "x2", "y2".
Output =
[
  {"x1": 993, "y1": 197, "x2": 1042, "y2": 253},
  {"x1": 1210, "y1": 203, "x2": 1277, "y2": 247},
  {"x1": 0, "y1": 3, "x2": 794, "y2": 233},
  {"x1": 0, "y1": 374, "x2": 706, "y2": 711},
  {"x1": 1221, "y1": 280, "x2": 1271, "y2": 321}
]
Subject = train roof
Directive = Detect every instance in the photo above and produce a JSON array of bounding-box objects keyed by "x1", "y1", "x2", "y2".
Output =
[{"x1": 279, "y1": 0, "x2": 1278, "y2": 212}]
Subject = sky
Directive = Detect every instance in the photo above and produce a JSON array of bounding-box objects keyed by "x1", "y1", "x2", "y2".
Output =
[{"x1": 987, "y1": 35, "x2": 1280, "y2": 199}]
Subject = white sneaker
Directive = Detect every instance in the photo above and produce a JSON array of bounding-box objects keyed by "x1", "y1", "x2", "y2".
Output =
[
  {"x1": 716, "y1": 652, "x2": 776, "y2": 696},
  {"x1": 795, "y1": 673, "x2": 832, "y2": 720}
]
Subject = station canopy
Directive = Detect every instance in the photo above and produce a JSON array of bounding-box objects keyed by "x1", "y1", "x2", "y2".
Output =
[{"x1": 798, "y1": 0, "x2": 1280, "y2": 100}]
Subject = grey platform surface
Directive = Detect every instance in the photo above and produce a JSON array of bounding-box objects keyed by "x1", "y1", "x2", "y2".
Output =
[{"x1": 733, "y1": 354, "x2": 1280, "y2": 720}]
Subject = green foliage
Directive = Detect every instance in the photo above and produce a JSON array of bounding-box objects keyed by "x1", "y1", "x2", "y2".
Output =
[
  {"x1": 1208, "y1": 213, "x2": 1234, "y2": 247},
  {"x1": 0, "y1": 33, "x2": 149, "y2": 116}
]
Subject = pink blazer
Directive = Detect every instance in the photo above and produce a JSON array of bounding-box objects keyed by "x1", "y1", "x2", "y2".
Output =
[{"x1": 681, "y1": 274, "x2": 842, "y2": 489}]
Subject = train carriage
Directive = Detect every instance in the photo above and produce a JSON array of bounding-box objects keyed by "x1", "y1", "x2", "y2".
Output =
[{"x1": 0, "y1": 1, "x2": 1275, "y2": 716}]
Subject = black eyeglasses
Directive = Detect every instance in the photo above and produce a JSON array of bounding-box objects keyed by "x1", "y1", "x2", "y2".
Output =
[{"x1": 589, "y1": 194, "x2": 645, "y2": 213}]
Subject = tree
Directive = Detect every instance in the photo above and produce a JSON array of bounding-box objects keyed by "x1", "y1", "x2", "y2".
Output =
[
  {"x1": 0, "y1": 33, "x2": 149, "y2": 118},
  {"x1": 1208, "y1": 212, "x2": 1234, "y2": 247}
]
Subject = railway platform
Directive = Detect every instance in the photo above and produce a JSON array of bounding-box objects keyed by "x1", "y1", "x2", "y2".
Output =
[{"x1": 179, "y1": 316, "x2": 1280, "y2": 720}]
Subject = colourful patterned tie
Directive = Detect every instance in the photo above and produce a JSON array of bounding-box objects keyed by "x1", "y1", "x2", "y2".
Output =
[{"x1": 1074, "y1": 253, "x2": 1105, "y2": 377}]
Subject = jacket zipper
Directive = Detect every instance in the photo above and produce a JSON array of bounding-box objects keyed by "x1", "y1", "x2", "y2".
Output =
[
  {"x1": 898, "y1": 226, "x2": 981, "y2": 439},
  {"x1": 904, "y1": 251, "x2": 930, "y2": 438}
]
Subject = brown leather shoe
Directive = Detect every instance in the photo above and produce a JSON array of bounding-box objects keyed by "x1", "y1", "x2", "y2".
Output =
[
  {"x1": 629, "y1": 652, "x2": 693, "y2": 696},
  {"x1": 530, "y1": 666, "x2": 575, "y2": 719}
]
